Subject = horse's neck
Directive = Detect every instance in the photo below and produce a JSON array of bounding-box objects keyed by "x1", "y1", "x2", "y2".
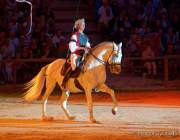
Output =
[{"x1": 84, "y1": 45, "x2": 112, "y2": 70}]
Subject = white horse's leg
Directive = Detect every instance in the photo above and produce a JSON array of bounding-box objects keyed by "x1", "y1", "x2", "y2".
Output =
[
  {"x1": 60, "y1": 90, "x2": 75, "y2": 120},
  {"x1": 85, "y1": 89, "x2": 96, "y2": 123},
  {"x1": 97, "y1": 84, "x2": 118, "y2": 115},
  {"x1": 42, "y1": 98, "x2": 47, "y2": 117},
  {"x1": 42, "y1": 80, "x2": 56, "y2": 121}
]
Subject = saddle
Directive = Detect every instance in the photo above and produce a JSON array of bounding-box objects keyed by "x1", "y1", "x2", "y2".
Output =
[
  {"x1": 61, "y1": 59, "x2": 83, "y2": 78},
  {"x1": 61, "y1": 48, "x2": 88, "y2": 78}
]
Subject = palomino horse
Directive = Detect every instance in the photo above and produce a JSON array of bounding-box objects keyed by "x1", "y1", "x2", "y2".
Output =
[{"x1": 23, "y1": 42, "x2": 122, "y2": 122}]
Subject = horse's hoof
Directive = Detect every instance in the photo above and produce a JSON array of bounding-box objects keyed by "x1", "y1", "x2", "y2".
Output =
[
  {"x1": 112, "y1": 109, "x2": 117, "y2": 115},
  {"x1": 90, "y1": 118, "x2": 97, "y2": 123},
  {"x1": 69, "y1": 115, "x2": 76, "y2": 120},
  {"x1": 42, "y1": 116, "x2": 54, "y2": 121}
]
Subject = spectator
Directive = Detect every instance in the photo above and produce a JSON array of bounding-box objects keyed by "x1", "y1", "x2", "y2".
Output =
[
  {"x1": 116, "y1": 0, "x2": 125, "y2": 8},
  {"x1": 98, "y1": 0, "x2": 113, "y2": 39},
  {"x1": 9, "y1": 16, "x2": 19, "y2": 34},
  {"x1": 167, "y1": 43, "x2": 178, "y2": 79},
  {"x1": 33, "y1": 18, "x2": 44, "y2": 39},
  {"x1": 167, "y1": 27, "x2": 177, "y2": 46},
  {"x1": 41, "y1": 38, "x2": 52, "y2": 58},
  {"x1": 138, "y1": 22, "x2": 149, "y2": 37},
  {"x1": 126, "y1": 37, "x2": 138, "y2": 57},
  {"x1": 143, "y1": 0, "x2": 153, "y2": 21},
  {"x1": 160, "y1": 13, "x2": 169, "y2": 32},
  {"x1": 6, "y1": 0, "x2": 17, "y2": 11},
  {"x1": 0, "y1": 31, "x2": 7, "y2": 48},
  {"x1": 0, "y1": 38, "x2": 6, "y2": 84},
  {"x1": 123, "y1": 16, "x2": 132, "y2": 34},
  {"x1": 142, "y1": 46, "x2": 157, "y2": 78},
  {"x1": 93, "y1": 0, "x2": 102, "y2": 22},
  {"x1": 152, "y1": 0, "x2": 162, "y2": 16},
  {"x1": 52, "y1": 29, "x2": 65, "y2": 48},
  {"x1": 20, "y1": 34, "x2": 32, "y2": 49},
  {"x1": 171, "y1": 14, "x2": 179, "y2": 34},
  {"x1": 46, "y1": 17, "x2": 55, "y2": 37},
  {"x1": 20, "y1": 47, "x2": 31, "y2": 59},
  {"x1": 5, "y1": 56, "x2": 13, "y2": 83},
  {"x1": 41, "y1": 45, "x2": 50, "y2": 58},
  {"x1": 0, "y1": 39, "x2": 14, "y2": 83},
  {"x1": 1, "y1": 39, "x2": 14, "y2": 59},
  {"x1": 29, "y1": 38, "x2": 41, "y2": 58},
  {"x1": 9, "y1": 31, "x2": 19, "y2": 58}
]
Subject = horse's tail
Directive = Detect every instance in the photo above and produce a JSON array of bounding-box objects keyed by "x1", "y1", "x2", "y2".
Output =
[{"x1": 23, "y1": 65, "x2": 48, "y2": 102}]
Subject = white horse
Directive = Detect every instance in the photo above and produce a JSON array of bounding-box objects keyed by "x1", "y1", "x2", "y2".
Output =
[{"x1": 23, "y1": 42, "x2": 122, "y2": 122}]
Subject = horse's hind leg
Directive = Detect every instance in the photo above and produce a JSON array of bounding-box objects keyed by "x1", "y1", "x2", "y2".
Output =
[
  {"x1": 96, "y1": 84, "x2": 118, "y2": 115},
  {"x1": 60, "y1": 91, "x2": 75, "y2": 120},
  {"x1": 42, "y1": 80, "x2": 56, "y2": 121}
]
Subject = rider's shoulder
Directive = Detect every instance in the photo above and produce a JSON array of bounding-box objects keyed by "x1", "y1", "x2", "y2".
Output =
[{"x1": 71, "y1": 33, "x2": 78, "y2": 40}]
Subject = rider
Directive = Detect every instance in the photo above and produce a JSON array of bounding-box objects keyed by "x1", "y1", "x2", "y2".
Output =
[{"x1": 62, "y1": 18, "x2": 91, "y2": 90}]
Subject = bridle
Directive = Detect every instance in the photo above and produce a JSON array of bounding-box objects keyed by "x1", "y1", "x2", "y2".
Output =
[{"x1": 87, "y1": 42, "x2": 119, "y2": 66}]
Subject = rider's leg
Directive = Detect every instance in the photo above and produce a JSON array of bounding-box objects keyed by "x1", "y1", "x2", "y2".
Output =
[
  {"x1": 71, "y1": 54, "x2": 78, "y2": 71},
  {"x1": 61, "y1": 54, "x2": 77, "y2": 89}
]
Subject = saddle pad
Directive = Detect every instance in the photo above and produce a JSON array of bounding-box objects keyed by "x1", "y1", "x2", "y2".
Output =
[
  {"x1": 61, "y1": 61, "x2": 70, "y2": 75},
  {"x1": 70, "y1": 68, "x2": 81, "y2": 78},
  {"x1": 61, "y1": 61, "x2": 81, "y2": 78}
]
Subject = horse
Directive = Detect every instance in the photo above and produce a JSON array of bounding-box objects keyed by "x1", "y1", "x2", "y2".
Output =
[{"x1": 23, "y1": 42, "x2": 123, "y2": 123}]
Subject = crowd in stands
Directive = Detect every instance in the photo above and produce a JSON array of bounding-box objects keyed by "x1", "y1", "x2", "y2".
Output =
[
  {"x1": 92, "y1": 0, "x2": 179, "y2": 78},
  {"x1": 0, "y1": 0, "x2": 179, "y2": 83},
  {"x1": 93, "y1": 0, "x2": 179, "y2": 55},
  {"x1": 0, "y1": 0, "x2": 67, "y2": 60},
  {"x1": 0, "y1": 0, "x2": 66, "y2": 84}
]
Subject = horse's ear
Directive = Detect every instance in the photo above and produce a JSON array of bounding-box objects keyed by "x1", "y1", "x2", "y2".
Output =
[{"x1": 118, "y1": 42, "x2": 122, "y2": 48}]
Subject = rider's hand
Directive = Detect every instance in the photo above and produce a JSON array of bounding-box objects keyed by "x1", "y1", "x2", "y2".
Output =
[
  {"x1": 85, "y1": 47, "x2": 90, "y2": 52},
  {"x1": 79, "y1": 47, "x2": 86, "y2": 51}
]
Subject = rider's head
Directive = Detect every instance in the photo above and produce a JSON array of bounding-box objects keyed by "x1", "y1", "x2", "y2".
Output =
[{"x1": 74, "y1": 18, "x2": 85, "y2": 32}]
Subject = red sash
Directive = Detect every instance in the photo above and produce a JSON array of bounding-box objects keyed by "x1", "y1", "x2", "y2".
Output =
[{"x1": 71, "y1": 32, "x2": 81, "y2": 55}]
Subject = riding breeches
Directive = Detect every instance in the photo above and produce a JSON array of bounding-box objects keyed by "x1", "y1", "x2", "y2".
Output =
[{"x1": 70, "y1": 54, "x2": 78, "y2": 71}]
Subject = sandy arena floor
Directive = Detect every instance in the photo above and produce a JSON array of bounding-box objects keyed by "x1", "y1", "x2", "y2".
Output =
[{"x1": 0, "y1": 91, "x2": 180, "y2": 140}]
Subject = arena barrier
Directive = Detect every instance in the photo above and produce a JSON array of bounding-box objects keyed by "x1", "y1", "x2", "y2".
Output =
[{"x1": 0, "y1": 55, "x2": 179, "y2": 87}]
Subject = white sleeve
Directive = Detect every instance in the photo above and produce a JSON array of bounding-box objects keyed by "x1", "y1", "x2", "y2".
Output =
[
  {"x1": 86, "y1": 41, "x2": 91, "y2": 48},
  {"x1": 69, "y1": 35, "x2": 77, "y2": 53}
]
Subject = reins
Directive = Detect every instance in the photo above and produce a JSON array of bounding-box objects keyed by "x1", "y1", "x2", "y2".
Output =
[{"x1": 87, "y1": 42, "x2": 116, "y2": 66}]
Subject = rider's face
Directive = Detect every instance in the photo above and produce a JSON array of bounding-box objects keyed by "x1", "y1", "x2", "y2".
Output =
[{"x1": 79, "y1": 22, "x2": 85, "y2": 32}]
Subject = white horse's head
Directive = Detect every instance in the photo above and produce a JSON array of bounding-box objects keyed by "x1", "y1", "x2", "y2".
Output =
[
  {"x1": 112, "y1": 42, "x2": 122, "y2": 64},
  {"x1": 109, "y1": 42, "x2": 123, "y2": 74}
]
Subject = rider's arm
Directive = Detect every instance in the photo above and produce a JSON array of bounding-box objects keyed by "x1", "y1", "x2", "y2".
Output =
[
  {"x1": 69, "y1": 35, "x2": 85, "y2": 52},
  {"x1": 86, "y1": 41, "x2": 91, "y2": 48},
  {"x1": 69, "y1": 35, "x2": 77, "y2": 53}
]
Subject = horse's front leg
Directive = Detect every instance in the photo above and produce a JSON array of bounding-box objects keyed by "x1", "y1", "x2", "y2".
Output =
[
  {"x1": 97, "y1": 84, "x2": 118, "y2": 115},
  {"x1": 85, "y1": 89, "x2": 96, "y2": 123}
]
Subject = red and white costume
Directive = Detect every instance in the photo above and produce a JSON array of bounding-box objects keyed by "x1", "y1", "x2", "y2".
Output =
[{"x1": 69, "y1": 32, "x2": 90, "y2": 70}]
